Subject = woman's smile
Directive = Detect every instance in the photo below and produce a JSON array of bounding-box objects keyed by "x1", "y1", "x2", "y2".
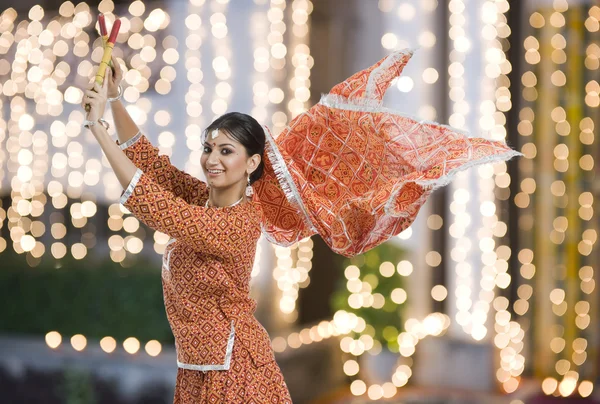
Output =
[{"x1": 207, "y1": 169, "x2": 225, "y2": 176}]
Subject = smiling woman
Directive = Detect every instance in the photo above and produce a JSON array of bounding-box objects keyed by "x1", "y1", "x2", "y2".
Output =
[
  {"x1": 200, "y1": 112, "x2": 265, "y2": 208},
  {"x1": 80, "y1": 46, "x2": 293, "y2": 403},
  {"x1": 81, "y1": 41, "x2": 518, "y2": 403}
]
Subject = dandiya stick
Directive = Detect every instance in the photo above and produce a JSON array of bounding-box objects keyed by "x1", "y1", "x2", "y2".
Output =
[
  {"x1": 95, "y1": 18, "x2": 120, "y2": 85},
  {"x1": 85, "y1": 17, "x2": 120, "y2": 112},
  {"x1": 98, "y1": 13, "x2": 109, "y2": 46},
  {"x1": 98, "y1": 14, "x2": 113, "y2": 69}
]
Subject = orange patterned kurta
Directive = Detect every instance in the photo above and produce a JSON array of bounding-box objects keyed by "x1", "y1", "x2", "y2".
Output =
[{"x1": 118, "y1": 133, "x2": 292, "y2": 403}]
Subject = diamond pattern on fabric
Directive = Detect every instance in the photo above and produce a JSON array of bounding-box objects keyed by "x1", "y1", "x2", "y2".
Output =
[
  {"x1": 119, "y1": 135, "x2": 290, "y2": 401},
  {"x1": 116, "y1": 133, "x2": 210, "y2": 206},
  {"x1": 253, "y1": 48, "x2": 521, "y2": 257},
  {"x1": 174, "y1": 342, "x2": 291, "y2": 403}
]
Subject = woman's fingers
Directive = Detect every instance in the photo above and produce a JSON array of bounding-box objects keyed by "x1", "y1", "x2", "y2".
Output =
[
  {"x1": 87, "y1": 98, "x2": 99, "y2": 113},
  {"x1": 82, "y1": 62, "x2": 113, "y2": 115},
  {"x1": 111, "y1": 55, "x2": 120, "y2": 76},
  {"x1": 102, "y1": 69, "x2": 110, "y2": 93},
  {"x1": 113, "y1": 54, "x2": 123, "y2": 79}
]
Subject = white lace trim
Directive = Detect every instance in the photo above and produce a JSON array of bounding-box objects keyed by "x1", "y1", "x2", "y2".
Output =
[
  {"x1": 177, "y1": 320, "x2": 236, "y2": 372},
  {"x1": 319, "y1": 93, "x2": 473, "y2": 138},
  {"x1": 120, "y1": 168, "x2": 143, "y2": 206},
  {"x1": 365, "y1": 48, "x2": 417, "y2": 100},
  {"x1": 260, "y1": 222, "x2": 299, "y2": 247},
  {"x1": 261, "y1": 125, "x2": 318, "y2": 234},
  {"x1": 384, "y1": 150, "x2": 523, "y2": 217},
  {"x1": 118, "y1": 131, "x2": 143, "y2": 150},
  {"x1": 162, "y1": 238, "x2": 176, "y2": 271}
]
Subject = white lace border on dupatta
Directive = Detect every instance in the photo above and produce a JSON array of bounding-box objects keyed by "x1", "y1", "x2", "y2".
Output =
[
  {"x1": 177, "y1": 320, "x2": 236, "y2": 372},
  {"x1": 315, "y1": 75, "x2": 524, "y2": 218},
  {"x1": 365, "y1": 47, "x2": 417, "y2": 100},
  {"x1": 323, "y1": 47, "x2": 469, "y2": 136},
  {"x1": 383, "y1": 149, "x2": 522, "y2": 218},
  {"x1": 261, "y1": 125, "x2": 318, "y2": 234}
]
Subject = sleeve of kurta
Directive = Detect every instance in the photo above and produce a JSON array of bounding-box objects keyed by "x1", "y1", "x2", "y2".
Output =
[
  {"x1": 120, "y1": 168, "x2": 249, "y2": 255},
  {"x1": 117, "y1": 132, "x2": 208, "y2": 206}
]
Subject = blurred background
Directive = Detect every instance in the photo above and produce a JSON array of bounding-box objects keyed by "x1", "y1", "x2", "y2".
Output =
[{"x1": 0, "y1": 0, "x2": 599, "y2": 403}]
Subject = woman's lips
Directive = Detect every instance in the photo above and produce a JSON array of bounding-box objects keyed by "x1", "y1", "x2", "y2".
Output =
[{"x1": 207, "y1": 170, "x2": 224, "y2": 176}]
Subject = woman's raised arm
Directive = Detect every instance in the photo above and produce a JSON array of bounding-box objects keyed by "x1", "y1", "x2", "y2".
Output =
[
  {"x1": 107, "y1": 55, "x2": 139, "y2": 145},
  {"x1": 106, "y1": 55, "x2": 209, "y2": 206},
  {"x1": 82, "y1": 69, "x2": 138, "y2": 191}
]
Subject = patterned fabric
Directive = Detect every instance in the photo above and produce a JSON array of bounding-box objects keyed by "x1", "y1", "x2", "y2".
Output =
[
  {"x1": 117, "y1": 48, "x2": 520, "y2": 402},
  {"x1": 253, "y1": 48, "x2": 521, "y2": 257},
  {"x1": 118, "y1": 135, "x2": 289, "y2": 401},
  {"x1": 119, "y1": 131, "x2": 209, "y2": 206},
  {"x1": 174, "y1": 343, "x2": 292, "y2": 403}
]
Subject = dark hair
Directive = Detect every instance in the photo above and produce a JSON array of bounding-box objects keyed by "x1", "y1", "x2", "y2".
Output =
[{"x1": 204, "y1": 112, "x2": 265, "y2": 185}]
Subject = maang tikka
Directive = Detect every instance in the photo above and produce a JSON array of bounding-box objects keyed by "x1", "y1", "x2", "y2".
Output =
[{"x1": 211, "y1": 129, "x2": 219, "y2": 140}]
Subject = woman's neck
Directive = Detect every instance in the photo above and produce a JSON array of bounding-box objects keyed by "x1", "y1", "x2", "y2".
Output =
[{"x1": 207, "y1": 183, "x2": 247, "y2": 207}]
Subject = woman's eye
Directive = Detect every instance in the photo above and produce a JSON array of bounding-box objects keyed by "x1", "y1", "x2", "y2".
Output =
[{"x1": 202, "y1": 147, "x2": 231, "y2": 154}]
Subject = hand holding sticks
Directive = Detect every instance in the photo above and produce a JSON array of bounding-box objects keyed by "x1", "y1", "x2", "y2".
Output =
[{"x1": 85, "y1": 14, "x2": 120, "y2": 112}]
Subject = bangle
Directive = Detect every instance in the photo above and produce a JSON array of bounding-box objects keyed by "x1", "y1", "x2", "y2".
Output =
[
  {"x1": 83, "y1": 118, "x2": 110, "y2": 130},
  {"x1": 108, "y1": 84, "x2": 122, "y2": 103}
]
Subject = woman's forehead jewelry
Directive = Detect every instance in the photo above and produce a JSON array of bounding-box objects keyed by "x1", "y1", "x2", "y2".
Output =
[{"x1": 211, "y1": 129, "x2": 219, "y2": 140}]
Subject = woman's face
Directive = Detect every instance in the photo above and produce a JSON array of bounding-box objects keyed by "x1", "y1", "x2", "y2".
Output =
[{"x1": 201, "y1": 130, "x2": 256, "y2": 189}]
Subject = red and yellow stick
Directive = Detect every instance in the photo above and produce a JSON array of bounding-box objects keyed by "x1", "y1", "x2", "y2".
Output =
[
  {"x1": 85, "y1": 16, "x2": 120, "y2": 112},
  {"x1": 98, "y1": 13, "x2": 109, "y2": 46},
  {"x1": 95, "y1": 18, "x2": 120, "y2": 85},
  {"x1": 98, "y1": 14, "x2": 113, "y2": 68}
]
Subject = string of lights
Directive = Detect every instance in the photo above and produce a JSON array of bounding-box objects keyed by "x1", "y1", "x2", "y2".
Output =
[
  {"x1": 1, "y1": 1, "x2": 597, "y2": 400},
  {"x1": 523, "y1": 1, "x2": 598, "y2": 398}
]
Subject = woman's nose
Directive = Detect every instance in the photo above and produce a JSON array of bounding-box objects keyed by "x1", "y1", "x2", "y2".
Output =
[{"x1": 207, "y1": 153, "x2": 220, "y2": 164}]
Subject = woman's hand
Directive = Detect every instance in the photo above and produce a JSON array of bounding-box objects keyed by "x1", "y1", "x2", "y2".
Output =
[
  {"x1": 107, "y1": 55, "x2": 123, "y2": 99},
  {"x1": 82, "y1": 67, "x2": 111, "y2": 123}
]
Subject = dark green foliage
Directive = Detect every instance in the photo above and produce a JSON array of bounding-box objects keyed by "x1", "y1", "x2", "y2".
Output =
[
  {"x1": 0, "y1": 251, "x2": 173, "y2": 343},
  {"x1": 330, "y1": 242, "x2": 406, "y2": 352},
  {"x1": 60, "y1": 368, "x2": 97, "y2": 404}
]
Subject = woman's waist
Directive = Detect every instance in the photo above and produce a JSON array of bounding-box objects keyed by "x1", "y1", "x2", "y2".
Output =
[
  {"x1": 171, "y1": 311, "x2": 262, "y2": 335},
  {"x1": 168, "y1": 296, "x2": 266, "y2": 349},
  {"x1": 165, "y1": 293, "x2": 258, "y2": 324}
]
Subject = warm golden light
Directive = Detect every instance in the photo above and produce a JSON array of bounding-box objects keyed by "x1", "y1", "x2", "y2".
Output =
[
  {"x1": 100, "y1": 337, "x2": 117, "y2": 353},
  {"x1": 45, "y1": 331, "x2": 62, "y2": 349},
  {"x1": 70, "y1": 334, "x2": 87, "y2": 352},
  {"x1": 145, "y1": 340, "x2": 162, "y2": 356},
  {"x1": 123, "y1": 337, "x2": 141, "y2": 354}
]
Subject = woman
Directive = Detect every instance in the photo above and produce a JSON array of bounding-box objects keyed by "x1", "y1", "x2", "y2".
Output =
[
  {"x1": 82, "y1": 58, "x2": 292, "y2": 403},
  {"x1": 82, "y1": 48, "x2": 518, "y2": 403}
]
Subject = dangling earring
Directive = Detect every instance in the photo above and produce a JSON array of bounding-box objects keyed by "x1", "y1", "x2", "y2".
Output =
[{"x1": 246, "y1": 173, "x2": 253, "y2": 197}]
